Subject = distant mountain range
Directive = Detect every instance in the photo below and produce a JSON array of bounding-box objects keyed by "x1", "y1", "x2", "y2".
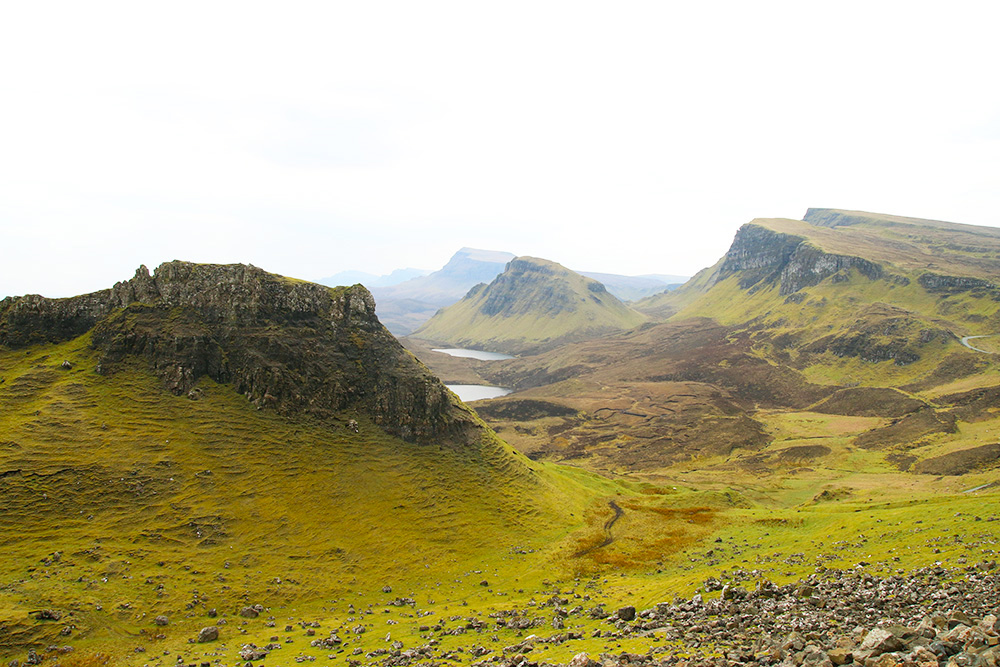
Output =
[
  {"x1": 369, "y1": 247, "x2": 517, "y2": 335},
  {"x1": 316, "y1": 267, "x2": 431, "y2": 288},
  {"x1": 578, "y1": 272, "x2": 688, "y2": 301},
  {"x1": 321, "y1": 248, "x2": 688, "y2": 335}
]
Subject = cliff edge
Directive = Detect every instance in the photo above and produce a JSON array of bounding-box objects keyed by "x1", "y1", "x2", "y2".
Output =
[{"x1": 0, "y1": 261, "x2": 479, "y2": 444}]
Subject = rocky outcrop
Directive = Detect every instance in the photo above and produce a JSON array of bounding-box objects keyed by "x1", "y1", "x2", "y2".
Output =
[
  {"x1": 0, "y1": 262, "x2": 479, "y2": 444},
  {"x1": 717, "y1": 225, "x2": 805, "y2": 290},
  {"x1": 918, "y1": 273, "x2": 996, "y2": 293},
  {"x1": 717, "y1": 224, "x2": 883, "y2": 296},
  {"x1": 779, "y1": 243, "x2": 883, "y2": 296}
]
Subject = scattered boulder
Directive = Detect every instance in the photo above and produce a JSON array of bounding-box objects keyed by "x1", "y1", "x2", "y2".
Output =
[
  {"x1": 568, "y1": 652, "x2": 600, "y2": 667},
  {"x1": 197, "y1": 626, "x2": 219, "y2": 643},
  {"x1": 616, "y1": 606, "x2": 636, "y2": 622},
  {"x1": 860, "y1": 627, "x2": 907, "y2": 657},
  {"x1": 240, "y1": 604, "x2": 264, "y2": 618}
]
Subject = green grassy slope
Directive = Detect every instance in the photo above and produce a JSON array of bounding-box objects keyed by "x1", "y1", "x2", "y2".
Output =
[
  {"x1": 413, "y1": 257, "x2": 646, "y2": 355},
  {"x1": 0, "y1": 334, "x2": 620, "y2": 659}
]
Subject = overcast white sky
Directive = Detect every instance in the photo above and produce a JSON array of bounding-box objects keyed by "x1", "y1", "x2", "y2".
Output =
[{"x1": 2, "y1": 1, "x2": 999, "y2": 298}]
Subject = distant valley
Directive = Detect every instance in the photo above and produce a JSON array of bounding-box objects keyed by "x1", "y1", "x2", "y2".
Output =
[{"x1": 409, "y1": 209, "x2": 1000, "y2": 487}]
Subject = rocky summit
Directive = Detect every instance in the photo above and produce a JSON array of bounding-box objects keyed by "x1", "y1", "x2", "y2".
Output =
[{"x1": 0, "y1": 261, "x2": 477, "y2": 443}]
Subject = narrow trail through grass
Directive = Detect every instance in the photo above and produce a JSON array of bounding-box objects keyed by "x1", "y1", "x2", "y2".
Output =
[{"x1": 574, "y1": 500, "x2": 625, "y2": 556}]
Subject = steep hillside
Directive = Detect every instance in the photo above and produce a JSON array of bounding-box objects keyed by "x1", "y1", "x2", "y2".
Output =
[
  {"x1": 475, "y1": 210, "x2": 1000, "y2": 484},
  {"x1": 0, "y1": 261, "x2": 620, "y2": 660},
  {"x1": 412, "y1": 257, "x2": 647, "y2": 355},
  {"x1": 371, "y1": 247, "x2": 515, "y2": 335},
  {"x1": 638, "y1": 207, "x2": 1000, "y2": 322}
]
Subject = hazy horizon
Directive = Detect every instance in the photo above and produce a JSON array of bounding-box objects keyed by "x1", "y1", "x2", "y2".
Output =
[{"x1": 2, "y1": 2, "x2": 998, "y2": 299}]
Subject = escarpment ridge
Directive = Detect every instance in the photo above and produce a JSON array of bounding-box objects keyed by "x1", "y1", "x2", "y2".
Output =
[{"x1": 0, "y1": 261, "x2": 478, "y2": 443}]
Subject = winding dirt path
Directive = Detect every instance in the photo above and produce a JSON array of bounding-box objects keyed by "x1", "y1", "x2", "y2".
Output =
[{"x1": 574, "y1": 500, "x2": 624, "y2": 557}]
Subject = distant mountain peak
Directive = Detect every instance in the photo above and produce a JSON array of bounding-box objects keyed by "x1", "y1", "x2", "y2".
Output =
[
  {"x1": 413, "y1": 255, "x2": 646, "y2": 355},
  {"x1": 370, "y1": 248, "x2": 516, "y2": 335},
  {"x1": 453, "y1": 247, "x2": 517, "y2": 263}
]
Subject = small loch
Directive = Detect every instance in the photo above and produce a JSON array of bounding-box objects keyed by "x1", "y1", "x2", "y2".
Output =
[
  {"x1": 445, "y1": 385, "x2": 513, "y2": 402},
  {"x1": 432, "y1": 348, "x2": 515, "y2": 361}
]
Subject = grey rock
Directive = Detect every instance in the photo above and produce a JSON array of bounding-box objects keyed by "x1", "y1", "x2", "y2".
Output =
[
  {"x1": 567, "y1": 653, "x2": 600, "y2": 667},
  {"x1": 616, "y1": 606, "x2": 636, "y2": 622},
  {"x1": 859, "y1": 627, "x2": 906, "y2": 657}
]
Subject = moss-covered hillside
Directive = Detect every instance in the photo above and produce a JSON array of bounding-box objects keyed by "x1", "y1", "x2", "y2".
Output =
[{"x1": 412, "y1": 257, "x2": 646, "y2": 355}]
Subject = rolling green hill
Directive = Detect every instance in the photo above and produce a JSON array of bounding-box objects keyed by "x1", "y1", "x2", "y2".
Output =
[
  {"x1": 0, "y1": 262, "x2": 636, "y2": 661},
  {"x1": 412, "y1": 257, "x2": 647, "y2": 355}
]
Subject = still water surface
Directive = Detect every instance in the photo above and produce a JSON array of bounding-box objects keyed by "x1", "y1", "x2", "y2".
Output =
[
  {"x1": 445, "y1": 385, "x2": 513, "y2": 401},
  {"x1": 433, "y1": 348, "x2": 515, "y2": 361}
]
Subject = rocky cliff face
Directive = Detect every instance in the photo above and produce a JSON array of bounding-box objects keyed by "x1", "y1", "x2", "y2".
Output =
[
  {"x1": 0, "y1": 262, "x2": 478, "y2": 444},
  {"x1": 479, "y1": 258, "x2": 588, "y2": 317},
  {"x1": 918, "y1": 273, "x2": 996, "y2": 293},
  {"x1": 717, "y1": 224, "x2": 805, "y2": 290},
  {"x1": 778, "y1": 243, "x2": 883, "y2": 295},
  {"x1": 717, "y1": 223, "x2": 882, "y2": 295}
]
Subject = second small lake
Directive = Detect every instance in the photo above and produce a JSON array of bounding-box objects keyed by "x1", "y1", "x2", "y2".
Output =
[
  {"x1": 445, "y1": 385, "x2": 513, "y2": 402},
  {"x1": 433, "y1": 348, "x2": 515, "y2": 361}
]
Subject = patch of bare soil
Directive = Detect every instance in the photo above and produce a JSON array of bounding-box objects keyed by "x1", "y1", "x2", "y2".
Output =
[
  {"x1": 473, "y1": 399, "x2": 576, "y2": 421},
  {"x1": 810, "y1": 387, "x2": 926, "y2": 418},
  {"x1": 939, "y1": 385, "x2": 1000, "y2": 423},
  {"x1": 738, "y1": 445, "x2": 832, "y2": 474},
  {"x1": 478, "y1": 381, "x2": 769, "y2": 472},
  {"x1": 853, "y1": 407, "x2": 957, "y2": 450},
  {"x1": 913, "y1": 443, "x2": 1000, "y2": 475},
  {"x1": 901, "y1": 352, "x2": 989, "y2": 392}
]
